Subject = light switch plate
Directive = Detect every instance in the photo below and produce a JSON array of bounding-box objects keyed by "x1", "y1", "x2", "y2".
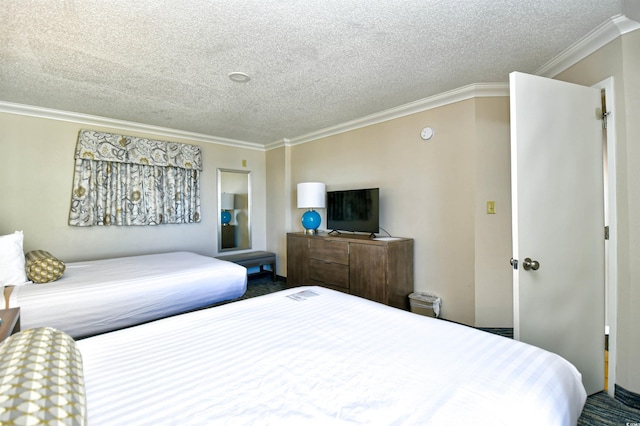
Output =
[{"x1": 487, "y1": 201, "x2": 496, "y2": 214}]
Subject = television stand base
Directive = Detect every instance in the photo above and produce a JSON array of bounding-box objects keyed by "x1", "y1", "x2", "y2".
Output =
[{"x1": 328, "y1": 229, "x2": 378, "y2": 238}]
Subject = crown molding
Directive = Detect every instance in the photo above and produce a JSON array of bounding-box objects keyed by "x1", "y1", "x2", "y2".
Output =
[
  {"x1": 264, "y1": 138, "x2": 290, "y2": 151},
  {"x1": 1, "y1": 85, "x2": 509, "y2": 152},
  {"x1": 0, "y1": 101, "x2": 264, "y2": 151},
  {"x1": 536, "y1": 15, "x2": 640, "y2": 78},
  {"x1": 276, "y1": 82, "x2": 509, "y2": 148}
]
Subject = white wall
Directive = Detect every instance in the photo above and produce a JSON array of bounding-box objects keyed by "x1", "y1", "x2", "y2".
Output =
[
  {"x1": 473, "y1": 97, "x2": 513, "y2": 327},
  {"x1": 265, "y1": 145, "x2": 291, "y2": 268},
  {"x1": 276, "y1": 97, "x2": 513, "y2": 326},
  {"x1": 0, "y1": 112, "x2": 267, "y2": 262}
]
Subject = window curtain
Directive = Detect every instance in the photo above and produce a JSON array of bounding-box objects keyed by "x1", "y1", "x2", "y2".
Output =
[{"x1": 69, "y1": 130, "x2": 202, "y2": 226}]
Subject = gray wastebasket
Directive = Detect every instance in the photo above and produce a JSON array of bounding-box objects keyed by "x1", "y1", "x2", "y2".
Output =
[{"x1": 409, "y1": 292, "x2": 441, "y2": 318}]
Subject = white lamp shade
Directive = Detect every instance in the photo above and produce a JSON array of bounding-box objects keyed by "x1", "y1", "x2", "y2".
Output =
[
  {"x1": 297, "y1": 182, "x2": 326, "y2": 209},
  {"x1": 221, "y1": 192, "x2": 235, "y2": 210}
]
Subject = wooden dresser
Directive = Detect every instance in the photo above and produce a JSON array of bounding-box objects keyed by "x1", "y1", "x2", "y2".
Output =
[{"x1": 286, "y1": 232, "x2": 414, "y2": 309}]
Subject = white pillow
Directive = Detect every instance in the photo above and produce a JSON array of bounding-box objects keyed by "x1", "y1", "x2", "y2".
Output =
[{"x1": 0, "y1": 231, "x2": 28, "y2": 286}]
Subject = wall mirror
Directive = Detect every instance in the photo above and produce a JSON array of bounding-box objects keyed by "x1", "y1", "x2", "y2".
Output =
[{"x1": 217, "y1": 168, "x2": 251, "y2": 252}]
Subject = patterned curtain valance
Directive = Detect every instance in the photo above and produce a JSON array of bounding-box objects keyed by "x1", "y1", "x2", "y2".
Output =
[
  {"x1": 69, "y1": 130, "x2": 201, "y2": 227},
  {"x1": 75, "y1": 130, "x2": 202, "y2": 170}
]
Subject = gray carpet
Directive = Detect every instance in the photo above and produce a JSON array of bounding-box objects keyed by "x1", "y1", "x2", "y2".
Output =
[
  {"x1": 243, "y1": 274, "x2": 640, "y2": 425},
  {"x1": 579, "y1": 392, "x2": 640, "y2": 425},
  {"x1": 240, "y1": 277, "x2": 288, "y2": 299}
]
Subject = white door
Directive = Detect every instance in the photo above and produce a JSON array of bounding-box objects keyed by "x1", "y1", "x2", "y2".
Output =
[{"x1": 510, "y1": 71, "x2": 605, "y2": 395}]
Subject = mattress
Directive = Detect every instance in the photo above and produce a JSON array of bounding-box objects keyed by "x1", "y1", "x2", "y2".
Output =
[
  {"x1": 77, "y1": 286, "x2": 586, "y2": 425},
  {"x1": 9, "y1": 251, "x2": 247, "y2": 338}
]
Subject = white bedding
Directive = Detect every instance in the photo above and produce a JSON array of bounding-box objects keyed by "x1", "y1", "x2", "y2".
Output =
[
  {"x1": 77, "y1": 286, "x2": 586, "y2": 425},
  {"x1": 9, "y1": 251, "x2": 247, "y2": 338}
]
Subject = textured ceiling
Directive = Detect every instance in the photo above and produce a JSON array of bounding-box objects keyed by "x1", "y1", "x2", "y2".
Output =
[{"x1": 0, "y1": 1, "x2": 625, "y2": 145}]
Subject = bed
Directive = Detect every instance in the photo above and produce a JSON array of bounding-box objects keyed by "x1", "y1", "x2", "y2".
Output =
[
  {"x1": 5, "y1": 251, "x2": 247, "y2": 338},
  {"x1": 26, "y1": 285, "x2": 586, "y2": 426}
]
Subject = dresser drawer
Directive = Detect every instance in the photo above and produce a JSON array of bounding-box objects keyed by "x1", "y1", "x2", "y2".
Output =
[
  {"x1": 309, "y1": 239, "x2": 349, "y2": 264},
  {"x1": 309, "y1": 259, "x2": 349, "y2": 289}
]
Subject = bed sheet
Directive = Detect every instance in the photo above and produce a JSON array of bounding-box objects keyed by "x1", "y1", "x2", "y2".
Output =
[
  {"x1": 77, "y1": 286, "x2": 586, "y2": 426},
  {"x1": 9, "y1": 251, "x2": 246, "y2": 338}
]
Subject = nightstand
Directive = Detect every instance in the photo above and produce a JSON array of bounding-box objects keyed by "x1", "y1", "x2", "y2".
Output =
[{"x1": 0, "y1": 308, "x2": 20, "y2": 342}]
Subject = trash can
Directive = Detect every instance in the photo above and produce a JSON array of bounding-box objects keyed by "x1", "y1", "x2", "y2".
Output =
[{"x1": 409, "y1": 292, "x2": 441, "y2": 318}]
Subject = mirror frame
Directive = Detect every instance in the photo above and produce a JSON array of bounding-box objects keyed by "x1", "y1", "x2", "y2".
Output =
[{"x1": 217, "y1": 168, "x2": 252, "y2": 252}]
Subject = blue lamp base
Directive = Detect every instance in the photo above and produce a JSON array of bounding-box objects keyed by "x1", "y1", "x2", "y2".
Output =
[
  {"x1": 301, "y1": 209, "x2": 321, "y2": 234},
  {"x1": 221, "y1": 210, "x2": 232, "y2": 225}
]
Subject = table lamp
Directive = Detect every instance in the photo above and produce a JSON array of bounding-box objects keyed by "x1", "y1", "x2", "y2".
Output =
[{"x1": 297, "y1": 182, "x2": 326, "y2": 235}]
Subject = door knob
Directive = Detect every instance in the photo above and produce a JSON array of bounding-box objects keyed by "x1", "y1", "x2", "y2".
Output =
[{"x1": 522, "y1": 257, "x2": 540, "y2": 271}]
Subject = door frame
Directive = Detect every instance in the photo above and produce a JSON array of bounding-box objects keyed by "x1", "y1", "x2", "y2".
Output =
[{"x1": 595, "y1": 76, "x2": 618, "y2": 396}]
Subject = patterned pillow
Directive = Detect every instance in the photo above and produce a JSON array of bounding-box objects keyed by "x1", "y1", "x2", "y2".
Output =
[
  {"x1": 0, "y1": 327, "x2": 86, "y2": 425},
  {"x1": 25, "y1": 250, "x2": 66, "y2": 283}
]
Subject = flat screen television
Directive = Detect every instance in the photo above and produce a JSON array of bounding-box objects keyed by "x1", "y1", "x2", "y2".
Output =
[{"x1": 327, "y1": 188, "x2": 379, "y2": 235}]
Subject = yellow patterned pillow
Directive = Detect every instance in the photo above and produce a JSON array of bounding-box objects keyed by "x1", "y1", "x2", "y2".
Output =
[
  {"x1": 0, "y1": 327, "x2": 86, "y2": 425},
  {"x1": 25, "y1": 250, "x2": 66, "y2": 283}
]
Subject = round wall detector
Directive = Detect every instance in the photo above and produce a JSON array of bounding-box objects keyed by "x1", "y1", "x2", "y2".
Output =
[{"x1": 421, "y1": 127, "x2": 434, "y2": 140}]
